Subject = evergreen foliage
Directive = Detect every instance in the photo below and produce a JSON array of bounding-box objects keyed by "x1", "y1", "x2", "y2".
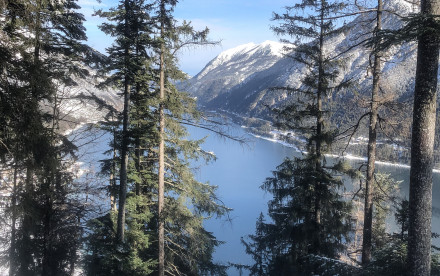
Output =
[
  {"x1": 0, "y1": 0, "x2": 98, "y2": 275},
  {"x1": 244, "y1": 156, "x2": 353, "y2": 274},
  {"x1": 241, "y1": 213, "x2": 270, "y2": 276},
  {"x1": 369, "y1": 174, "x2": 400, "y2": 251},
  {"x1": 2, "y1": 0, "x2": 440, "y2": 275},
  {"x1": 83, "y1": 1, "x2": 229, "y2": 275},
  {"x1": 244, "y1": 0, "x2": 356, "y2": 273},
  {"x1": 150, "y1": 4, "x2": 229, "y2": 272},
  {"x1": 84, "y1": 0, "x2": 154, "y2": 274},
  {"x1": 395, "y1": 198, "x2": 409, "y2": 240},
  {"x1": 359, "y1": 235, "x2": 440, "y2": 275}
]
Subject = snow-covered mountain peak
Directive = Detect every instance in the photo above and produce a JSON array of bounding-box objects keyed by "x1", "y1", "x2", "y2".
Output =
[
  {"x1": 258, "y1": 40, "x2": 288, "y2": 57},
  {"x1": 208, "y1": 40, "x2": 286, "y2": 67},
  {"x1": 195, "y1": 40, "x2": 286, "y2": 81},
  {"x1": 216, "y1": 42, "x2": 257, "y2": 62},
  {"x1": 217, "y1": 40, "x2": 285, "y2": 60},
  {"x1": 184, "y1": 0, "x2": 422, "y2": 120}
]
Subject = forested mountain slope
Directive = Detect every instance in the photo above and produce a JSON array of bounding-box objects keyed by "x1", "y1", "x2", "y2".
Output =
[{"x1": 183, "y1": 0, "x2": 421, "y2": 143}]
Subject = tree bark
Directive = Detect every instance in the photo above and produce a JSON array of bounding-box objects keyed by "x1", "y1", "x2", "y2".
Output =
[
  {"x1": 9, "y1": 164, "x2": 18, "y2": 276},
  {"x1": 41, "y1": 188, "x2": 53, "y2": 276},
  {"x1": 362, "y1": 0, "x2": 382, "y2": 265},
  {"x1": 18, "y1": 162, "x2": 34, "y2": 276},
  {"x1": 18, "y1": 2, "x2": 41, "y2": 269},
  {"x1": 408, "y1": 0, "x2": 440, "y2": 274},
  {"x1": 135, "y1": 83, "x2": 142, "y2": 196},
  {"x1": 111, "y1": 122, "x2": 117, "y2": 212},
  {"x1": 116, "y1": 78, "x2": 130, "y2": 242},
  {"x1": 116, "y1": 0, "x2": 132, "y2": 243},
  {"x1": 158, "y1": 2, "x2": 166, "y2": 275}
]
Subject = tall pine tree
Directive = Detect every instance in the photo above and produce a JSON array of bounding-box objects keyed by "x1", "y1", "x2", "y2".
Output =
[
  {"x1": 362, "y1": 0, "x2": 383, "y2": 265},
  {"x1": 87, "y1": 1, "x2": 229, "y2": 275},
  {"x1": 89, "y1": 0, "x2": 156, "y2": 274},
  {"x1": 151, "y1": 2, "x2": 229, "y2": 274},
  {"x1": 245, "y1": 0, "x2": 356, "y2": 273}
]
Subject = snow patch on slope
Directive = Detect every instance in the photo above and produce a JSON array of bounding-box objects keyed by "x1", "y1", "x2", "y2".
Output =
[
  {"x1": 196, "y1": 40, "x2": 288, "y2": 81},
  {"x1": 184, "y1": 0, "x2": 423, "y2": 119}
]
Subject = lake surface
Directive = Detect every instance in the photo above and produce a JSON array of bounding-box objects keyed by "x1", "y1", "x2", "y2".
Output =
[
  {"x1": 73, "y1": 122, "x2": 440, "y2": 276},
  {"x1": 188, "y1": 122, "x2": 440, "y2": 275}
]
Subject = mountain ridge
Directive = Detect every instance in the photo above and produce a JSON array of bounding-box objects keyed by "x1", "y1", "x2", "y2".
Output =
[{"x1": 183, "y1": 0, "x2": 421, "y2": 130}]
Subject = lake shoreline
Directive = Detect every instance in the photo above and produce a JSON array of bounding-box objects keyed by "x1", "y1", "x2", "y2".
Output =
[
  {"x1": 250, "y1": 126, "x2": 440, "y2": 173},
  {"x1": 207, "y1": 108, "x2": 440, "y2": 173}
]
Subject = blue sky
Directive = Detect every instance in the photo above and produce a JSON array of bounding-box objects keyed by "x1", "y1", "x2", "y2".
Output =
[{"x1": 79, "y1": 0, "x2": 293, "y2": 76}]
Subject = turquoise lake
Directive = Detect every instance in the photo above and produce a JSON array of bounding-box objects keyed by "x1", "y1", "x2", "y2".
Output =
[
  {"x1": 188, "y1": 122, "x2": 440, "y2": 275},
  {"x1": 74, "y1": 122, "x2": 440, "y2": 275}
]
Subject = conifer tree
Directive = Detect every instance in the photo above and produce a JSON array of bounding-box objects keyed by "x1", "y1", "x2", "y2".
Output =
[
  {"x1": 356, "y1": 0, "x2": 440, "y2": 272},
  {"x1": 89, "y1": 0, "x2": 156, "y2": 274},
  {"x1": 241, "y1": 213, "x2": 270, "y2": 276},
  {"x1": 89, "y1": 1, "x2": 229, "y2": 275},
  {"x1": 362, "y1": 0, "x2": 382, "y2": 265},
  {"x1": 0, "y1": 0, "x2": 98, "y2": 274},
  {"x1": 354, "y1": 173, "x2": 401, "y2": 259},
  {"x1": 94, "y1": 0, "x2": 154, "y2": 244},
  {"x1": 395, "y1": 199, "x2": 409, "y2": 240},
  {"x1": 151, "y1": 5, "x2": 228, "y2": 273},
  {"x1": 247, "y1": 0, "x2": 355, "y2": 273},
  {"x1": 158, "y1": 2, "x2": 166, "y2": 273},
  {"x1": 0, "y1": 7, "x2": 29, "y2": 273},
  {"x1": 333, "y1": 0, "x2": 407, "y2": 265}
]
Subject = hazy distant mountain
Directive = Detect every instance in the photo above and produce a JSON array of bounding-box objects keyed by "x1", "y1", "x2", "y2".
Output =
[
  {"x1": 61, "y1": 72, "x2": 121, "y2": 124},
  {"x1": 183, "y1": 0, "x2": 421, "y2": 125}
]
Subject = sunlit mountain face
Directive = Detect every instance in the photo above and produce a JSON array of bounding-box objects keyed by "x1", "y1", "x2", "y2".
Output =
[{"x1": 182, "y1": 0, "x2": 420, "y2": 143}]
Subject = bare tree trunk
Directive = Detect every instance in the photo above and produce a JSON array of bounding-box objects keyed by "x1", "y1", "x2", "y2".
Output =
[
  {"x1": 111, "y1": 122, "x2": 117, "y2": 212},
  {"x1": 135, "y1": 137, "x2": 141, "y2": 196},
  {"x1": 18, "y1": 161, "x2": 34, "y2": 276},
  {"x1": 158, "y1": 2, "x2": 166, "y2": 274},
  {"x1": 41, "y1": 190, "x2": 53, "y2": 276},
  {"x1": 42, "y1": 82, "x2": 62, "y2": 276},
  {"x1": 116, "y1": 0, "x2": 131, "y2": 243},
  {"x1": 135, "y1": 83, "x2": 142, "y2": 196},
  {"x1": 116, "y1": 77, "x2": 130, "y2": 242},
  {"x1": 158, "y1": 39, "x2": 166, "y2": 276},
  {"x1": 408, "y1": 0, "x2": 440, "y2": 274},
  {"x1": 362, "y1": 0, "x2": 382, "y2": 265},
  {"x1": 9, "y1": 163, "x2": 18, "y2": 276}
]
